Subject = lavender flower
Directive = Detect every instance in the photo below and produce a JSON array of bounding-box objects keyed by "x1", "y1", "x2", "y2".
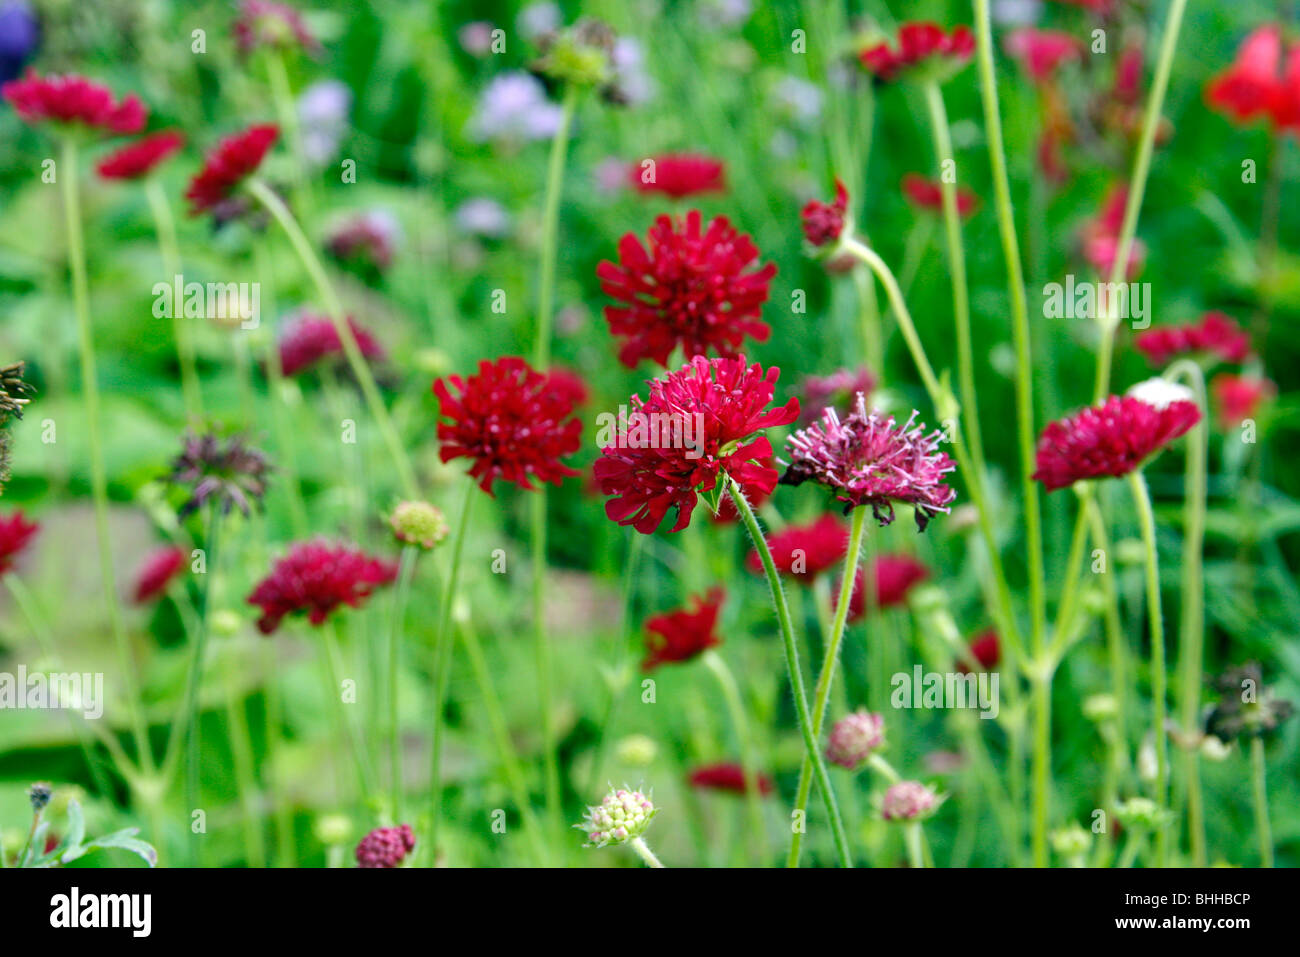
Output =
[
  {"x1": 469, "y1": 71, "x2": 564, "y2": 143},
  {"x1": 297, "y1": 79, "x2": 351, "y2": 166},
  {"x1": 454, "y1": 197, "x2": 511, "y2": 238},
  {"x1": 0, "y1": 0, "x2": 39, "y2": 83},
  {"x1": 168, "y1": 432, "x2": 271, "y2": 518}
]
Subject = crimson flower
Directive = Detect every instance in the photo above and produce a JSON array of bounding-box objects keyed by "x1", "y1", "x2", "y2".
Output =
[
  {"x1": 278, "y1": 312, "x2": 384, "y2": 376},
  {"x1": 958, "y1": 628, "x2": 1000, "y2": 674},
  {"x1": 744, "y1": 514, "x2": 848, "y2": 582},
  {"x1": 184, "y1": 124, "x2": 279, "y2": 216},
  {"x1": 96, "y1": 131, "x2": 185, "y2": 180},
  {"x1": 902, "y1": 174, "x2": 978, "y2": 218},
  {"x1": 858, "y1": 22, "x2": 974, "y2": 84},
  {"x1": 1004, "y1": 28, "x2": 1082, "y2": 84},
  {"x1": 247, "y1": 540, "x2": 399, "y2": 634},
  {"x1": 1205, "y1": 25, "x2": 1298, "y2": 132},
  {"x1": 801, "y1": 178, "x2": 849, "y2": 247},
  {"x1": 597, "y1": 210, "x2": 776, "y2": 367},
  {"x1": 1211, "y1": 374, "x2": 1274, "y2": 429},
  {"x1": 325, "y1": 211, "x2": 398, "y2": 274},
  {"x1": 688, "y1": 762, "x2": 774, "y2": 796},
  {"x1": 1133, "y1": 311, "x2": 1251, "y2": 368},
  {"x1": 233, "y1": 0, "x2": 320, "y2": 57},
  {"x1": 642, "y1": 588, "x2": 723, "y2": 670},
  {"x1": 544, "y1": 366, "x2": 590, "y2": 407},
  {"x1": 1032, "y1": 384, "x2": 1202, "y2": 492},
  {"x1": 843, "y1": 554, "x2": 930, "y2": 621},
  {"x1": 595, "y1": 355, "x2": 800, "y2": 534},
  {"x1": 354, "y1": 824, "x2": 415, "y2": 868},
  {"x1": 433, "y1": 356, "x2": 582, "y2": 495},
  {"x1": 710, "y1": 456, "x2": 773, "y2": 524},
  {"x1": 629, "y1": 153, "x2": 726, "y2": 198},
  {"x1": 1080, "y1": 184, "x2": 1144, "y2": 279},
  {"x1": 781, "y1": 394, "x2": 956, "y2": 530},
  {"x1": 0, "y1": 510, "x2": 39, "y2": 575},
  {"x1": 132, "y1": 546, "x2": 187, "y2": 604},
  {"x1": 2, "y1": 70, "x2": 145, "y2": 134}
]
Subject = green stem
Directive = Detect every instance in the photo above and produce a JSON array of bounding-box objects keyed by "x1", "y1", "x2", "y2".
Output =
[
  {"x1": 324, "y1": 616, "x2": 375, "y2": 801},
  {"x1": 221, "y1": 646, "x2": 266, "y2": 867},
  {"x1": 143, "y1": 177, "x2": 202, "y2": 424},
  {"x1": 1030, "y1": 664, "x2": 1053, "y2": 868},
  {"x1": 1083, "y1": 494, "x2": 1130, "y2": 763},
  {"x1": 787, "y1": 504, "x2": 868, "y2": 868},
  {"x1": 725, "y1": 476, "x2": 851, "y2": 868},
  {"x1": 265, "y1": 48, "x2": 312, "y2": 219},
  {"x1": 629, "y1": 835, "x2": 664, "y2": 868},
  {"x1": 1250, "y1": 736, "x2": 1273, "y2": 868},
  {"x1": 182, "y1": 506, "x2": 220, "y2": 865},
  {"x1": 702, "y1": 650, "x2": 766, "y2": 864},
  {"x1": 389, "y1": 545, "x2": 418, "y2": 821},
  {"x1": 533, "y1": 84, "x2": 578, "y2": 371},
  {"x1": 904, "y1": 822, "x2": 925, "y2": 869},
  {"x1": 530, "y1": 489, "x2": 562, "y2": 836}
]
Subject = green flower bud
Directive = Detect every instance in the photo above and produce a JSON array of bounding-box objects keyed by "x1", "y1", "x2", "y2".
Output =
[
  {"x1": 314, "y1": 813, "x2": 352, "y2": 846},
  {"x1": 1051, "y1": 824, "x2": 1092, "y2": 861},
  {"x1": 614, "y1": 734, "x2": 657, "y2": 767},
  {"x1": 389, "y1": 500, "x2": 450, "y2": 549},
  {"x1": 576, "y1": 786, "x2": 656, "y2": 848},
  {"x1": 1115, "y1": 797, "x2": 1173, "y2": 831}
]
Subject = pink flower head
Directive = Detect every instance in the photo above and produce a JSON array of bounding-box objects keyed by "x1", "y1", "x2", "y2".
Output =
[
  {"x1": 354, "y1": 824, "x2": 415, "y2": 868},
  {"x1": 801, "y1": 178, "x2": 849, "y2": 247},
  {"x1": 842, "y1": 554, "x2": 930, "y2": 621},
  {"x1": 433, "y1": 356, "x2": 582, "y2": 495},
  {"x1": 233, "y1": 0, "x2": 320, "y2": 57},
  {"x1": 1004, "y1": 28, "x2": 1082, "y2": 84},
  {"x1": 688, "y1": 761, "x2": 774, "y2": 796},
  {"x1": 595, "y1": 356, "x2": 800, "y2": 534},
  {"x1": 2, "y1": 70, "x2": 145, "y2": 135},
  {"x1": 643, "y1": 588, "x2": 724, "y2": 670},
  {"x1": 1133, "y1": 311, "x2": 1251, "y2": 368},
  {"x1": 858, "y1": 22, "x2": 974, "y2": 84},
  {"x1": 1211, "y1": 373, "x2": 1274, "y2": 429},
  {"x1": 826, "y1": 710, "x2": 885, "y2": 769},
  {"x1": 132, "y1": 546, "x2": 187, "y2": 604},
  {"x1": 1032, "y1": 385, "x2": 1202, "y2": 492},
  {"x1": 277, "y1": 312, "x2": 384, "y2": 377},
  {"x1": 1205, "y1": 25, "x2": 1286, "y2": 128},
  {"x1": 629, "y1": 153, "x2": 726, "y2": 198},
  {"x1": 0, "y1": 510, "x2": 39, "y2": 575},
  {"x1": 598, "y1": 210, "x2": 776, "y2": 368},
  {"x1": 881, "y1": 780, "x2": 939, "y2": 821},
  {"x1": 902, "y1": 174, "x2": 978, "y2": 218},
  {"x1": 96, "y1": 131, "x2": 185, "y2": 180},
  {"x1": 744, "y1": 514, "x2": 848, "y2": 582},
  {"x1": 1080, "y1": 184, "x2": 1145, "y2": 279},
  {"x1": 185, "y1": 124, "x2": 279, "y2": 216},
  {"x1": 781, "y1": 394, "x2": 956, "y2": 530},
  {"x1": 247, "y1": 540, "x2": 399, "y2": 634}
]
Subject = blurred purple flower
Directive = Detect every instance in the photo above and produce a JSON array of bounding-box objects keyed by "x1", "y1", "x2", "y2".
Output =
[
  {"x1": 699, "y1": 0, "x2": 752, "y2": 29},
  {"x1": 517, "y1": 2, "x2": 561, "y2": 42},
  {"x1": 0, "y1": 1, "x2": 39, "y2": 84},
  {"x1": 454, "y1": 197, "x2": 511, "y2": 239},
  {"x1": 297, "y1": 79, "x2": 351, "y2": 166},
  {"x1": 458, "y1": 20, "x2": 495, "y2": 57},
  {"x1": 611, "y1": 37, "x2": 654, "y2": 106},
  {"x1": 771, "y1": 75, "x2": 822, "y2": 125},
  {"x1": 470, "y1": 71, "x2": 563, "y2": 143}
]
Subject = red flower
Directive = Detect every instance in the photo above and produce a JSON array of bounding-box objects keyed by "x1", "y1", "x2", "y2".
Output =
[
  {"x1": 688, "y1": 761, "x2": 774, "y2": 796},
  {"x1": 629, "y1": 153, "x2": 725, "y2": 198},
  {"x1": 801, "y1": 178, "x2": 849, "y2": 247},
  {"x1": 1080, "y1": 184, "x2": 1144, "y2": 279},
  {"x1": 1211, "y1": 374, "x2": 1274, "y2": 429},
  {"x1": 132, "y1": 546, "x2": 187, "y2": 604},
  {"x1": 710, "y1": 458, "x2": 773, "y2": 524},
  {"x1": 1, "y1": 70, "x2": 145, "y2": 135},
  {"x1": 278, "y1": 312, "x2": 384, "y2": 376},
  {"x1": 843, "y1": 554, "x2": 930, "y2": 621},
  {"x1": 595, "y1": 355, "x2": 800, "y2": 534},
  {"x1": 859, "y1": 22, "x2": 974, "y2": 83},
  {"x1": 1205, "y1": 26, "x2": 1287, "y2": 129},
  {"x1": 354, "y1": 824, "x2": 415, "y2": 868},
  {"x1": 597, "y1": 210, "x2": 776, "y2": 368},
  {"x1": 1133, "y1": 311, "x2": 1251, "y2": 368},
  {"x1": 958, "y1": 628, "x2": 1000, "y2": 673},
  {"x1": 247, "y1": 540, "x2": 399, "y2": 634},
  {"x1": 0, "y1": 510, "x2": 39, "y2": 575},
  {"x1": 433, "y1": 356, "x2": 582, "y2": 495},
  {"x1": 185, "y1": 124, "x2": 279, "y2": 216},
  {"x1": 544, "y1": 366, "x2": 591, "y2": 407},
  {"x1": 643, "y1": 588, "x2": 724, "y2": 670},
  {"x1": 233, "y1": 0, "x2": 320, "y2": 58},
  {"x1": 325, "y1": 212, "x2": 398, "y2": 273},
  {"x1": 1004, "y1": 28, "x2": 1082, "y2": 83},
  {"x1": 96, "y1": 131, "x2": 185, "y2": 180},
  {"x1": 744, "y1": 514, "x2": 848, "y2": 582},
  {"x1": 901, "y1": 174, "x2": 978, "y2": 218},
  {"x1": 781, "y1": 396, "x2": 956, "y2": 530},
  {"x1": 1032, "y1": 390, "x2": 1202, "y2": 492}
]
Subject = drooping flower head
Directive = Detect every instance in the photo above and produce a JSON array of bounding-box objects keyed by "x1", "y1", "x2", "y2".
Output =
[
  {"x1": 277, "y1": 312, "x2": 384, "y2": 377},
  {"x1": 598, "y1": 211, "x2": 776, "y2": 368},
  {"x1": 388, "y1": 501, "x2": 449, "y2": 550},
  {"x1": 132, "y1": 546, "x2": 187, "y2": 604},
  {"x1": 858, "y1": 22, "x2": 974, "y2": 84},
  {"x1": 642, "y1": 588, "x2": 724, "y2": 670},
  {"x1": 247, "y1": 540, "x2": 399, "y2": 634},
  {"x1": 798, "y1": 367, "x2": 876, "y2": 426},
  {"x1": 688, "y1": 762, "x2": 774, "y2": 796},
  {"x1": 354, "y1": 824, "x2": 415, "y2": 868},
  {"x1": 781, "y1": 394, "x2": 956, "y2": 530},
  {"x1": 1004, "y1": 28, "x2": 1082, "y2": 84},
  {"x1": 959, "y1": 628, "x2": 1000, "y2": 674},
  {"x1": 826, "y1": 710, "x2": 885, "y2": 770},
  {"x1": 1133, "y1": 311, "x2": 1251, "y2": 368},
  {"x1": 433, "y1": 356, "x2": 582, "y2": 495},
  {"x1": 881, "y1": 780, "x2": 942, "y2": 822},
  {"x1": 324, "y1": 210, "x2": 398, "y2": 275},
  {"x1": 629, "y1": 153, "x2": 725, "y2": 198},
  {"x1": 801, "y1": 178, "x2": 849, "y2": 248},
  {"x1": 0, "y1": 509, "x2": 38, "y2": 575},
  {"x1": 842, "y1": 553, "x2": 930, "y2": 622},
  {"x1": 595, "y1": 355, "x2": 799, "y2": 534},
  {"x1": 744, "y1": 514, "x2": 848, "y2": 582},
  {"x1": 1205, "y1": 25, "x2": 1297, "y2": 131},
  {"x1": 184, "y1": 124, "x2": 279, "y2": 216},
  {"x1": 168, "y1": 431, "x2": 272, "y2": 518},
  {"x1": 577, "y1": 787, "x2": 657, "y2": 848},
  {"x1": 2, "y1": 69, "x2": 145, "y2": 134},
  {"x1": 233, "y1": 0, "x2": 320, "y2": 58},
  {"x1": 1211, "y1": 374, "x2": 1274, "y2": 430},
  {"x1": 901, "y1": 174, "x2": 978, "y2": 218},
  {"x1": 96, "y1": 131, "x2": 185, "y2": 180},
  {"x1": 1031, "y1": 380, "x2": 1201, "y2": 492}
]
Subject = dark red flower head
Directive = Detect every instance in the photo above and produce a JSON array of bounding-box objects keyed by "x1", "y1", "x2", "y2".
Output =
[
  {"x1": 1004, "y1": 28, "x2": 1082, "y2": 83},
  {"x1": 247, "y1": 540, "x2": 399, "y2": 634},
  {"x1": 325, "y1": 212, "x2": 398, "y2": 273},
  {"x1": 843, "y1": 554, "x2": 930, "y2": 621},
  {"x1": 1032, "y1": 385, "x2": 1202, "y2": 492},
  {"x1": 781, "y1": 394, "x2": 956, "y2": 530},
  {"x1": 233, "y1": 0, "x2": 321, "y2": 57},
  {"x1": 802, "y1": 178, "x2": 849, "y2": 247},
  {"x1": 132, "y1": 546, "x2": 187, "y2": 604},
  {"x1": 710, "y1": 456, "x2": 773, "y2": 524},
  {"x1": 958, "y1": 629, "x2": 1000, "y2": 673},
  {"x1": 433, "y1": 356, "x2": 582, "y2": 495},
  {"x1": 96, "y1": 131, "x2": 185, "y2": 180},
  {"x1": 0, "y1": 510, "x2": 39, "y2": 575},
  {"x1": 688, "y1": 761, "x2": 774, "y2": 796},
  {"x1": 354, "y1": 824, "x2": 415, "y2": 868},
  {"x1": 597, "y1": 210, "x2": 776, "y2": 368},
  {"x1": 1211, "y1": 374, "x2": 1274, "y2": 429},
  {"x1": 544, "y1": 366, "x2": 591, "y2": 407},
  {"x1": 858, "y1": 22, "x2": 974, "y2": 84},
  {"x1": 2, "y1": 70, "x2": 145, "y2": 134},
  {"x1": 1133, "y1": 311, "x2": 1251, "y2": 368},
  {"x1": 744, "y1": 514, "x2": 848, "y2": 582},
  {"x1": 1205, "y1": 25, "x2": 1298, "y2": 131},
  {"x1": 185, "y1": 124, "x2": 279, "y2": 216},
  {"x1": 278, "y1": 312, "x2": 384, "y2": 377},
  {"x1": 629, "y1": 153, "x2": 726, "y2": 198},
  {"x1": 902, "y1": 174, "x2": 978, "y2": 218},
  {"x1": 643, "y1": 587, "x2": 724, "y2": 670},
  {"x1": 1080, "y1": 184, "x2": 1144, "y2": 279},
  {"x1": 595, "y1": 355, "x2": 800, "y2": 534}
]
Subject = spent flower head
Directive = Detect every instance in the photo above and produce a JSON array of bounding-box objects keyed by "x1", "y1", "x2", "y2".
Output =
[{"x1": 168, "y1": 431, "x2": 271, "y2": 518}]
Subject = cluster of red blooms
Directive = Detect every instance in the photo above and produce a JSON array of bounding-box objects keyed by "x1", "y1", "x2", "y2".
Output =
[
  {"x1": 0, "y1": 510, "x2": 39, "y2": 575},
  {"x1": 858, "y1": 22, "x2": 974, "y2": 83},
  {"x1": 797, "y1": 367, "x2": 876, "y2": 427},
  {"x1": 745, "y1": 514, "x2": 848, "y2": 582},
  {"x1": 354, "y1": 824, "x2": 415, "y2": 868},
  {"x1": 184, "y1": 124, "x2": 279, "y2": 216},
  {"x1": 1004, "y1": 29, "x2": 1082, "y2": 84},
  {"x1": 628, "y1": 153, "x2": 726, "y2": 198},
  {"x1": 801, "y1": 179, "x2": 849, "y2": 248},
  {"x1": 1211, "y1": 374, "x2": 1275, "y2": 429},
  {"x1": 278, "y1": 313, "x2": 384, "y2": 377},
  {"x1": 96, "y1": 131, "x2": 185, "y2": 180},
  {"x1": 901, "y1": 174, "x2": 978, "y2": 218},
  {"x1": 642, "y1": 588, "x2": 724, "y2": 670},
  {"x1": 1134, "y1": 312, "x2": 1252, "y2": 367},
  {"x1": 2, "y1": 70, "x2": 145, "y2": 134},
  {"x1": 324, "y1": 213, "x2": 397, "y2": 273},
  {"x1": 132, "y1": 546, "x2": 187, "y2": 604},
  {"x1": 1206, "y1": 25, "x2": 1300, "y2": 134},
  {"x1": 247, "y1": 540, "x2": 399, "y2": 634},
  {"x1": 1079, "y1": 184, "x2": 1144, "y2": 279}
]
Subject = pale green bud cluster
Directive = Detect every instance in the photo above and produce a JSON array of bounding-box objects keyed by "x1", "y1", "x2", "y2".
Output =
[{"x1": 577, "y1": 787, "x2": 656, "y2": 848}]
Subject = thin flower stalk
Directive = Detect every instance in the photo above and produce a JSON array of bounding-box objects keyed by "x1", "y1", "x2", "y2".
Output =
[
  {"x1": 142, "y1": 177, "x2": 202, "y2": 423},
  {"x1": 388, "y1": 545, "x2": 418, "y2": 820},
  {"x1": 1250, "y1": 737, "x2": 1272, "y2": 868},
  {"x1": 701, "y1": 649, "x2": 766, "y2": 863}
]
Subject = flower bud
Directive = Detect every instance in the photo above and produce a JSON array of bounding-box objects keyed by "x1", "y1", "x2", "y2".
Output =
[
  {"x1": 355, "y1": 823, "x2": 415, "y2": 867},
  {"x1": 1115, "y1": 797, "x2": 1172, "y2": 831},
  {"x1": 28, "y1": 782, "x2": 52, "y2": 812},
  {"x1": 881, "y1": 780, "x2": 941, "y2": 822},
  {"x1": 389, "y1": 500, "x2": 449, "y2": 549},
  {"x1": 614, "y1": 734, "x2": 657, "y2": 767},
  {"x1": 577, "y1": 786, "x2": 656, "y2": 847},
  {"x1": 825, "y1": 710, "x2": 885, "y2": 770}
]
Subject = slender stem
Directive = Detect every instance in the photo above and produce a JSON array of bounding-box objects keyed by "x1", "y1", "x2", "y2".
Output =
[
  {"x1": 530, "y1": 490, "x2": 561, "y2": 836},
  {"x1": 725, "y1": 476, "x2": 852, "y2": 868},
  {"x1": 221, "y1": 646, "x2": 266, "y2": 867},
  {"x1": 787, "y1": 504, "x2": 868, "y2": 868},
  {"x1": 61, "y1": 135, "x2": 151, "y2": 771},
  {"x1": 247, "y1": 177, "x2": 418, "y2": 499},
  {"x1": 629, "y1": 835, "x2": 664, "y2": 868},
  {"x1": 868, "y1": 753, "x2": 901, "y2": 784},
  {"x1": 389, "y1": 546, "x2": 418, "y2": 821},
  {"x1": 1083, "y1": 494, "x2": 1130, "y2": 759},
  {"x1": 904, "y1": 822, "x2": 925, "y2": 869},
  {"x1": 143, "y1": 178, "x2": 202, "y2": 424},
  {"x1": 265, "y1": 48, "x2": 311, "y2": 219},
  {"x1": 1127, "y1": 470, "x2": 1168, "y2": 867},
  {"x1": 1250, "y1": 736, "x2": 1273, "y2": 868},
  {"x1": 702, "y1": 650, "x2": 766, "y2": 864},
  {"x1": 533, "y1": 84, "x2": 578, "y2": 371},
  {"x1": 1030, "y1": 663, "x2": 1053, "y2": 868},
  {"x1": 183, "y1": 506, "x2": 219, "y2": 865},
  {"x1": 324, "y1": 616, "x2": 375, "y2": 801}
]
